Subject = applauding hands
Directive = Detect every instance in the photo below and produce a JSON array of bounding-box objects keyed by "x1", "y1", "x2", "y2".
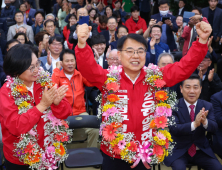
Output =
[{"x1": 194, "y1": 107, "x2": 208, "y2": 128}]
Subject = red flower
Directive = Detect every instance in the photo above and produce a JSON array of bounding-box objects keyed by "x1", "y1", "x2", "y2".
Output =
[
  {"x1": 154, "y1": 79, "x2": 166, "y2": 88},
  {"x1": 106, "y1": 82, "x2": 120, "y2": 92},
  {"x1": 154, "y1": 116, "x2": 168, "y2": 129},
  {"x1": 128, "y1": 141, "x2": 137, "y2": 152},
  {"x1": 153, "y1": 145, "x2": 163, "y2": 157},
  {"x1": 102, "y1": 124, "x2": 117, "y2": 142},
  {"x1": 165, "y1": 138, "x2": 169, "y2": 149},
  {"x1": 61, "y1": 120, "x2": 69, "y2": 129},
  {"x1": 112, "y1": 145, "x2": 120, "y2": 155},
  {"x1": 24, "y1": 142, "x2": 35, "y2": 155},
  {"x1": 55, "y1": 132, "x2": 69, "y2": 142},
  {"x1": 107, "y1": 94, "x2": 120, "y2": 102}
]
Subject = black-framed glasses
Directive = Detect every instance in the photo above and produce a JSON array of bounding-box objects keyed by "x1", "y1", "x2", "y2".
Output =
[
  {"x1": 29, "y1": 60, "x2": 41, "y2": 73},
  {"x1": 120, "y1": 49, "x2": 146, "y2": 57}
]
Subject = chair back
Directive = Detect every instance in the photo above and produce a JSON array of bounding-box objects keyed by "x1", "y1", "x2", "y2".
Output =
[{"x1": 66, "y1": 115, "x2": 101, "y2": 129}]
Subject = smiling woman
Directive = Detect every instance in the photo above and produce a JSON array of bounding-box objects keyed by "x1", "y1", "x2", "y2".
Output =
[{"x1": 0, "y1": 44, "x2": 72, "y2": 170}]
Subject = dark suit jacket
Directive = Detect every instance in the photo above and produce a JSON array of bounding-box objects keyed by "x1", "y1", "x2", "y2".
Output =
[
  {"x1": 211, "y1": 91, "x2": 222, "y2": 156},
  {"x1": 176, "y1": 7, "x2": 188, "y2": 16},
  {"x1": 145, "y1": 52, "x2": 155, "y2": 66},
  {"x1": 110, "y1": 40, "x2": 118, "y2": 50},
  {"x1": 100, "y1": 30, "x2": 118, "y2": 48},
  {"x1": 151, "y1": 13, "x2": 178, "y2": 51},
  {"x1": 69, "y1": 21, "x2": 98, "y2": 49},
  {"x1": 0, "y1": 61, "x2": 6, "y2": 88},
  {"x1": 28, "y1": 8, "x2": 36, "y2": 19},
  {"x1": 202, "y1": 7, "x2": 222, "y2": 41},
  {"x1": 39, "y1": 56, "x2": 52, "y2": 74},
  {"x1": 98, "y1": 53, "x2": 108, "y2": 69},
  {"x1": 164, "y1": 98, "x2": 218, "y2": 166}
]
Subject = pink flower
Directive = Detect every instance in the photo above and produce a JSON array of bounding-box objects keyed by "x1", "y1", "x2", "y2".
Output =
[
  {"x1": 148, "y1": 63, "x2": 159, "y2": 71},
  {"x1": 47, "y1": 146, "x2": 55, "y2": 153},
  {"x1": 155, "y1": 106, "x2": 166, "y2": 116},
  {"x1": 106, "y1": 82, "x2": 120, "y2": 92},
  {"x1": 118, "y1": 140, "x2": 126, "y2": 150},
  {"x1": 28, "y1": 129, "x2": 37, "y2": 136},
  {"x1": 102, "y1": 107, "x2": 118, "y2": 121},
  {"x1": 102, "y1": 124, "x2": 117, "y2": 142},
  {"x1": 154, "y1": 79, "x2": 166, "y2": 88},
  {"x1": 156, "y1": 132, "x2": 166, "y2": 140},
  {"x1": 109, "y1": 65, "x2": 123, "y2": 73},
  {"x1": 166, "y1": 108, "x2": 172, "y2": 117}
]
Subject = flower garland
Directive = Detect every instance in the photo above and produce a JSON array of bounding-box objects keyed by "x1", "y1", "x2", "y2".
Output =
[
  {"x1": 97, "y1": 64, "x2": 177, "y2": 168},
  {"x1": 6, "y1": 68, "x2": 73, "y2": 170}
]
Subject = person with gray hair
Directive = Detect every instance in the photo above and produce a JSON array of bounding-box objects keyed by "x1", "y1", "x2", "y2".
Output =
[
  {"x1": 106, "y1": 49, "x2": 120, "y2": 66},
  {"x1": 39, "y1": 13, "x2": 60, "y2": 34},
  {"x1": 157, "y1": 52, "x2": 174, "y2": 68}
]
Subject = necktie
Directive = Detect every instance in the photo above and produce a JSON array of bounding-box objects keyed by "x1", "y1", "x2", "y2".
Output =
[{"x1": 188, "y1": 105, "x2": 196, "y2": 157}]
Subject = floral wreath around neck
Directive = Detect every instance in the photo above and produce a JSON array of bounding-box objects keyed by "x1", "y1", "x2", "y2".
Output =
[
  {"x1": 6, "y1": 68, "x2": 73, "y2": 170},
  {"x1": 97, "y1": 64, "x2": 177, "y2": 169}
]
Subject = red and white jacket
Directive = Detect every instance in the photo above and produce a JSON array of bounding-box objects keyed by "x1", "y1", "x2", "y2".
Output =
[
  {"x1": 75, "y1": 40, "x2": 208, "y2": 158},
  {"x1": 0, "y1": 82, "x2": 72, "y2": 165}
]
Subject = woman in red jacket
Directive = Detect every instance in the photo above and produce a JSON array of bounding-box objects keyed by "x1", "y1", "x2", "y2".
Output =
[
  {"x1": 63, "y1": 14, "x2": 77, "y2": 50},
  {"x1": 0, "y1": 44, "x2": 72, "y2": 170}
]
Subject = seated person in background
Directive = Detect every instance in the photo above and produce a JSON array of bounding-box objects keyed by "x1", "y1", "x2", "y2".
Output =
[
  {"x1": 0, "y1": 0, "x2": 16, "y2": 19},
  {"x1": 32, "y1": 11, "x2": 44, "y2": 36},
  {"x1": 0, "y1": 39, "x2": 20, "y2": 88},
  {"x1": 63, "y1": 14, "x2": 77, "y2": 50},
  {"x1": 194, "y1": 52, "x2": 222, "y2": 102},
  {"x1": 211, "y1": 89, "x2": 222, "y2": 159},
  {"x1": 100, "y1": 16, "x2": 118, "y2": 48},
  {"x1": 7, "y1": 11, "x2": 34, "y2": 43},
  {"x1": 110, "y1": 25, "x2": 128, "y2": 50},
  {"x1": 181, "y1": 7, "x2": 208, "y2": 56},
  {"x1": 58, "y1": 2, "x2": 69, "y2": 31},
  {"x1": 96, "y1": 0, "x2": 105, "y2": 15},
  {"x1": 39, "y1": 13, "x2": 60, "y2": 35},
  {"x1": 157, "y1": 52, "x2": 182, "y2": 98},
  {"x1": 164, "y1": 74, "x2": 222, "y2": 170},
  {"x1": 69, "y1": 8, "x2": 98, "y2": 48},
  {"x1": 40, "y1": 36, "x2": 63, "y2": 74},
  {"x1": 150, "y1": 0, "x2": 178, "y2": 51},
  {"x1": 148, "y1": 25, "x2": 170, "y2": 64},
  {"x1": 125, "y1": 5, "x2": 147, "y2": 34},
  {"x1": 106, "y1": 49, "x2": 120, "y2": 66},
  {"x1": 24, "y1": 0, "x2": 36, "y2": 22},
  {"x1": 44, "y1": 20, "x2": 62, "y2": 37},
  {"x1": 97, "y1": 15, "x2": 108, "y2": 33},
  {"x1": 13, "y1": 32, "x2": 33, "y2": 45},
  {"x1": 34, "y1": 31, "x2": 50, "y2": 57},
  {"x1": 51, "y1": 49, "x2": 98, "y2": 148},
  {"x1": 19, "y1": 3, "x2": 32, "y2": 25},
  {"x1": 174, "y1": 15, "x2": 184, "y2": 51}
]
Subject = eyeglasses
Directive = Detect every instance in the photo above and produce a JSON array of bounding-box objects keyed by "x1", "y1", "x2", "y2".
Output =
[
  {"x1": 17, "y1": 38, "x2": 25, "y2": 41},
  {"x1": 120, "y1": 48, "x2": 146, "y2": 57},
  {"x1": 28, "y1": 60, "x2": 41, "y2": 73},
  {"x1": 108, "y1": 57, "x2": 119, "y2": 61},
  {"x1": 15, "y1": 15, "x2": 23, "y2": 18}
]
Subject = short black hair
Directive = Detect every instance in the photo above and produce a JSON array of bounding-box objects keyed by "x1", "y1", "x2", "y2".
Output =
[
  {"x1": 176, "y1": 15, "x2": 183, "y2": 19},
  {"x1": 99, "y1": 15, "x2": 108, "y2": 24},
  {"x1": 150, "y1": 25, "x2": 162, "y2": 33},
  {"x1": 3, "y1": 44, "x2": 35, "y2": 77},
  {"x1": 94, "y1": 13, "x2": 100, "y2": 20},
  {"x1": 130, "y1": 5, "x2": 139, "y2": 13},
  {"x1": 181, "y1": 74, "x2": 202, "y2": 87},
  {"x1": 108, "y1": 16, "x2": 117, "y2": 23},
  {"x1": 89, "y1": 8, "x2": 97, "y2": 15},
  {"x1": 179, "y1": 0, "x2": 186, "y2": 3},
  {"x1": 44, "y1": 19, "x2": 55, "y2": 27},
  {"x1": 192, "y1": 6, "x2": 202, "y2": 15},
  {"x1": 19, "y1": 3, "x2": 26, "y2": 8},
  {"x1": 115, "y1": 0, "x2": 121, "y2": 4},
  {"x1": 6, "y1": 39, "x2": 20, "y2": 49},
  {"x1": 60, "y1": 49, "x2": 76, "y2": 61},
  {"x1": 158, "y1": 0, "x2": 169, "y2": 6},
  {"x1": 34, "y1": 11, "x2": 44, "y2": 18},
  {"x1": 91, "y1": 34, "x2": 106, "y2": 46},
  {"x1": 112, "y1": 10, "x2": 121, "y2": 18},
  {"x1": 14, "y1": 11, "x2": 23, "y2": 17},
  {"x1": 117, "y1": 25, "x2": 128, "y2": 34},
  {"x1": 117, "y1": 34, "x2": 148, "y2": 51},
  {"x1": 48, "y1": 36, "x2": 63, "y2": 45},
  {"x1": 24, "y1": 0, "x2": 30, "y2": 4},
  {"x1": 68, "y1": 13, "x2": 77, "y2": 20},
  {"x1": 13, "y1": 32, "x2": 28, "y2": 44},
  {"x1": 34, "y1": 31, "x2": 50, "y2": 46}
]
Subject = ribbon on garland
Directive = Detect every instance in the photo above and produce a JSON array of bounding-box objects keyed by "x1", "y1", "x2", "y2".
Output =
[{"x1": 131, "y1": 141, "x2": 153, "y2": 169}]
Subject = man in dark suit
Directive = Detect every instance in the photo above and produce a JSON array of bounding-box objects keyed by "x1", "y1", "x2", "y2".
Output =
[
  {"x1": 24, "y1": 0, "x2": 36, "y2": 20},
  {"x1": 176, "y1": 0, "x2": 188, "y2": 16},
  {"x1": 150, "y1": 0, "x2": 178, "y2": 51},
  {"x1": 202, "y1": 0, "x2": 222, "y2": 51},
  {"x1": 100, "y1": 17, "x2": 118, "y2": 49},
  {"x1": 69, "y1": 8, "x2": 98, "y2": 49},
  {"x1": 211, "y1": 90, "x2": 222, "y2": 159},
  {"x1": 164, "y1": 74, "x2": 222, "y2": 170}
]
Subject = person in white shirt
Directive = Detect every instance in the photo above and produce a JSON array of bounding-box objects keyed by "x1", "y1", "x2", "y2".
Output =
[
  {"x1": 177, "y1": 0, "x2": 187, "y2": 16},
  {"x1": 91, "y1": 34, "x2": 108, "y2": 69},
  {"x1": 39, "y1": 36, "x2": 63, "y2": 74}
]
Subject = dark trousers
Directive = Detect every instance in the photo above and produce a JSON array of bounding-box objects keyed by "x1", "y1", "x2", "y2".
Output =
[
  {"x1": 171, "y1": 150, "x2": 222, "y2": 170},
  {"x1": 5, "y1": 159, "x2": 30, "y2": 170},
  {"x1": 85, "y1": 87, "x2": 100, "y2": 116},
  {"x1": 102, "y1": 152, "x2": 151, "y2": 170}
]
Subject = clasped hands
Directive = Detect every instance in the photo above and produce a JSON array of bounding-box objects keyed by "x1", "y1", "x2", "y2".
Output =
[
  {"x1": 193, "y1": 107, "x2": 208, "y2": 128},
  {"x1": 37, "y1": 84, "x2": 68, "y2": 112}
]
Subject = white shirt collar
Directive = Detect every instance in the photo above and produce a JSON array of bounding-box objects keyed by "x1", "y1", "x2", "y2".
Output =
[
  {"x1": 26, "y1": 82, "x2": 34, "y2": 95},
  {"x1": 184, "y1": 99, "x2": 197, "y2": 112},
  {"x1": 125, "y1": 71, "x2": 141, "y2": 85}
]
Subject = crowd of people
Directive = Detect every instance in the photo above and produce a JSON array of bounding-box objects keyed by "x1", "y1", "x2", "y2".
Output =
[{"x1": 1, "y1": 0, "x2": 222, "y2": 170}]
